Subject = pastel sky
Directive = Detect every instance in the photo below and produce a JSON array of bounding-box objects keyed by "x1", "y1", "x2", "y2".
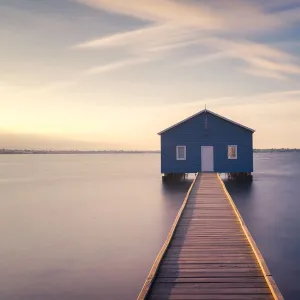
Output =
[{"x1": 1, "y1": 0, "x2": 300, "y2": 150}]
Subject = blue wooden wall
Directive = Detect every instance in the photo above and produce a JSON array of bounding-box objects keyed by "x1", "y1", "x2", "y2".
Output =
[{"x1": 160, "y1": 112, "x2": 253, "y2": 173}]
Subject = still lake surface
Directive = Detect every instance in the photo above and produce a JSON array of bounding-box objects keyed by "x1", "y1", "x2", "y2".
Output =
[{"x1": 0, "y1": 153, "x2": 299, "y2": 300}]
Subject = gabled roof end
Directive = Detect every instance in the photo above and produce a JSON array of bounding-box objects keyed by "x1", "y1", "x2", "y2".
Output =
[{"x1": 157, "y1": 109, "x2": 255, "y2": 135}]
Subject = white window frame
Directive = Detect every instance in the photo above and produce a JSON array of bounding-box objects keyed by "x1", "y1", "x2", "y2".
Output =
[
  {"x1": 176, "y1": 146, "x2": 186, "y2": 160},
  {"x1": 228, "y1": 145, "x2": 238, "y2": 160}
]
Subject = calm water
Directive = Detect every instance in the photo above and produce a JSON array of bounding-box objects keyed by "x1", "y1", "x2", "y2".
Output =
[{"x1": 0, "y1": 153, "x2": 299, "y2": 300}]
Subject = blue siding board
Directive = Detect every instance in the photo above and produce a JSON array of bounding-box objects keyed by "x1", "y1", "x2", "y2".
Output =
[{"x1": 160, "y1": 112, "x2": 253, "y2": 174}]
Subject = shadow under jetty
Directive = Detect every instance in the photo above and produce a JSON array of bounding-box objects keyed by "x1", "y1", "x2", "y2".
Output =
[
  {"x1": 228, "y1": 172, "x2": 253, "y2": 182},
  {"x1": 162, "y1": 173, "x2": 189, "y2": 183}
]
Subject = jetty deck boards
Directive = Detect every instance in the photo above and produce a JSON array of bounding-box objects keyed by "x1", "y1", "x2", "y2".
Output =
[{"x1": 139, "y1": 173, "x2": 283, "y2": 300}]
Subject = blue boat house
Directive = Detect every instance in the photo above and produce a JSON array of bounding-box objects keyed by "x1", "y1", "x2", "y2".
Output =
[{"x1": 158, "y1": 109, "x2": 255, "y2": 181}]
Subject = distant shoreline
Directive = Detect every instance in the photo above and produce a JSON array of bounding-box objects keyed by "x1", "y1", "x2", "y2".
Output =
[
  {"x1": 0, "y1": 150, "x2": 160, "y2": 155},
  {"x1": 254, "y1": 149, "x2": 300, "y2": 153},
  {"x1": 0, "y1": 150, "x2": 160, "y2": 154},
  {"x1": 0, "y1": 149, "x2": 299, "y2": 154}
]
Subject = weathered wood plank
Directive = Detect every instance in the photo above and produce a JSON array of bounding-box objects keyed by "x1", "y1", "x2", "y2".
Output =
[
  {"x1": 160, "y1": 263, "x2": 260, "y2": 269},
  {"x1": 155, "y1": 277, "x2": 268, "y2": 284},
  {"x1": 151, "y1": 286, "x2": 271, "y2": 295},
  {"x1": 166, "y1": 247, "x2": 252, "y2": 249},
  {"x1": 151, "y1": 282, "x2": 269, "y2": 288},
  {"x1": 157, "y1": 272, "x2": 264, "y2": 278},
  {"x1": 148, "y1": 294, "x2": 274, "y2": 300},
  {"x1": 163, "y1": 258, "x2": 256, "y2": 262}
]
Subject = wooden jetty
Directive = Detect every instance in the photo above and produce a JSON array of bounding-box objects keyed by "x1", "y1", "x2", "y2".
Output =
[{"x1": 138, "y1": 173, "x2": 283, "y2": 300}]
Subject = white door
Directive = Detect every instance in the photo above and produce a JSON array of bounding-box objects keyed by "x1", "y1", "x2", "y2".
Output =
[{"x1": 201, "y1": 146, "x2": 214, "y2": 172}]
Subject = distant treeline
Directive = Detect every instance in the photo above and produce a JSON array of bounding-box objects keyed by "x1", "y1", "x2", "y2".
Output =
[
  {"x1": 0, "y1": 149, "x2": 299, "y2": 154},
  {"x1": 0, "y1": 149, "x2": 160, "y2": 154},
  {"x1": 253, "y1": 148, "x2": 300, "y2": 153}
]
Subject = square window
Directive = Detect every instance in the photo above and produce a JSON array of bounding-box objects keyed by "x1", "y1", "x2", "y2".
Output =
[
  {"x1": 176, "y1": 146, "x2": 186, "y2": 160},
  {"x1": 228, "y1": 145, "x2": 237, "y2": 159}
]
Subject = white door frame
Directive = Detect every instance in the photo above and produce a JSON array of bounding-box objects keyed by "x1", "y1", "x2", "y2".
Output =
[{"x1": 201, "y1": 146, "x2": 214, "y2": 172}]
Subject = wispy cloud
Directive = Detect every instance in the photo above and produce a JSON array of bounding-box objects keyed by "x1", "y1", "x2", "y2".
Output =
[
  {"x1": 0, "y1": 80, "x2": 77, "y2": 98},
  {"x1": 75, "y1": 0, "x2": 300, "y2": 32},
  {"x1": 34, "y1": 81, "x2": 77, "y2": 93},
  {"x1": 181, "y1": 38, "x2": 300, "y2": 79},
  {"x1": 74, "y1": 0, "x2": 300, "y2": 79},
  {"x1": 76, "y1": 23, "x2": 200, "y2": 54},
  {"x1": 76, "y1": 24, "x2": 173, "y2": 49},
  {"x1": 243, "y1": 57, "x2": 300, "y2": 77},
  {"x1": 84, "y1": 57, "x2": 151, "y2": 74},
  {"x1": 156, "y1": 88, "x2": 300, "y2": 110},
  {"x1": 76, "y1": 23, "x2": 202, "y2": 74},
  {"x1": 74, "y1": 0, "x2": 222, "y2": 30},
  {"x1": 229, "y1": 88, "x2": 300, "y2": 104},
  {"x1": 181, "y1": 52, "x2": 229, "y2": 66},
  {"x1": 242, "y1": 68, "x2": 285, "y2": 80}
]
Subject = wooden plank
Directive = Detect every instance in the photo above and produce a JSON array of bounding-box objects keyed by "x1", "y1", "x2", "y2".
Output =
[
  {"x1": 170, "y1": 243, "x2": 249, "y2": 246},
  {"x1": 164, "y1": 255, "x2": 255, "y2": 259},
  {"x1": 155, "y1": 277, "x2": 268, "y2": 283},
  {"x1": 166, "y1": 247, "x2": 253, "y2": 251},
  {"x1": 150, "y1": 282, "x2": 269, "y2": 288},
  {"x1": 172, "y1": 235, "x2": 246, "y2": 238},
  {"x1": 169, "y1": 241, "x2": 250, "y2": 245},
  {"x1": 157, "y1": 272, "x2": 264, "y2": 278},
  {"x1": 151, "y1": 286, "x2": 271, "y2": 295},
  {"x1": 165, "y1": 252, "x2": 255, "y2": 256},
  {"x1": 159, "y1": 268, "x2": 262, "y2": 273},
  {"x1": 162, "y1": 257, "x2": 256, "y2": 260},
  {"x1": 160, "y1": 263, "x2": 260, "y2": 269},
  {"x1": 148, "y1": 294, "x2": 274, "y2": 300},
  {"x1": 162, "y1": 259, "x2": 257, "y2": 262},
  {"x1": 171, "y1": 238, "x2": 247, "y2": 241}
]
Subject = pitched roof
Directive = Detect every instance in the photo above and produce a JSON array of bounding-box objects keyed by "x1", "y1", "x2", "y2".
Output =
[{"x1": 157, "y1": 109, "x2": 255, "y2": 135}]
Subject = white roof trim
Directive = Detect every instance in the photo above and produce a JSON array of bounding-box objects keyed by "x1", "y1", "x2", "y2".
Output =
[{"x1": 157, "y1": 109, "x2": 255, "y2": 135}]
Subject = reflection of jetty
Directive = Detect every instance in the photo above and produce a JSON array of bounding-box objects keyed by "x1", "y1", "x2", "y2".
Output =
[{"x1": 139, "y1": 173, "x2": 283, "y2": 300}]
